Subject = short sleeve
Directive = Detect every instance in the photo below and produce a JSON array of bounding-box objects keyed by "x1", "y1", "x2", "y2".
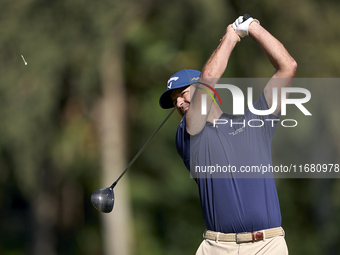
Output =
[
  {"x1": 244, "y1": 92, "x2": 280, "y2": 139},
  {"x1": 176, "y1": 115, "x2": 191, "y2": 170}
]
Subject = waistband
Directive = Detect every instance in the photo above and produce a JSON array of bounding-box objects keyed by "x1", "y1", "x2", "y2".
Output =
[{"x1": 203, "y1": 227, "x2": 285, "y2": 244}]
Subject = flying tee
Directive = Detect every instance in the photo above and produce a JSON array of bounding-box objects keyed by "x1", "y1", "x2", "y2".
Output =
[{"x1": 176, "y1": 92, "x2": 282, "y2": 233}]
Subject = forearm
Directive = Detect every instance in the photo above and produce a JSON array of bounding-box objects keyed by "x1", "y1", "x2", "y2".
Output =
[
  {"x1": 191, "y1": 25, "x2": 239, "y2": 110},
  {"x1": 187, "y1": 25, "x2": 239, "y2": 135},
  {"x1": 248, "y1": 22, "x2": 297, "y2": 78},
  {"x1": 201, "y1": 26, "x2": 240, "y2": 79},
  {"x1": 248, "y1": 21, "x2": 297, "y2": 116}
]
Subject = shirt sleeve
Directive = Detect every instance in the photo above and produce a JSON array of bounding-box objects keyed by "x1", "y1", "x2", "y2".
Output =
[{"x1": 175, "y1": 115, "x2": 191, "y2": 171}]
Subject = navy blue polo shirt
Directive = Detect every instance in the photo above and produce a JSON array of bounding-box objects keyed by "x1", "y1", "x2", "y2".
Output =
[{"x1": 176, "y1": 92, "x2": 282, "y2": 233}]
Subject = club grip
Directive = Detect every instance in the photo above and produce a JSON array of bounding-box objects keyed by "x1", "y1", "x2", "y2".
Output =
[{"x1": 243, "y1": 14, "x2": 250, "y2": 21}]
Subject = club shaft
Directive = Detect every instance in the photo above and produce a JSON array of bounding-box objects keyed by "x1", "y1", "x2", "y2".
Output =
[{"x1": 110, "y1": 108, "x2": 176, "y2": 188}]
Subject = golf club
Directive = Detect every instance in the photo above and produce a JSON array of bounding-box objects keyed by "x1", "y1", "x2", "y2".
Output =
[{"x1": 91, "y1": 107, "x2": 176, "y2": 213}]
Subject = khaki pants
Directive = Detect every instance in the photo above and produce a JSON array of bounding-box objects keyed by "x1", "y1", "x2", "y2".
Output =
[{"x1": 196, "y1": 236, "x2": 288, "y2": 255}]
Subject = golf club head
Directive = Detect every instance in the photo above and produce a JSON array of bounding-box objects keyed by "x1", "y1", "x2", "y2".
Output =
[{"x1": 91, "y1": 187, "x2": 114, "y2": 213}]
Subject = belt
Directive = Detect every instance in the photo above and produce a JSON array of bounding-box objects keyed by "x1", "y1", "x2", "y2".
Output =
[{"x1": 203, "y1": 227, "x2": 284, "y2": 244}]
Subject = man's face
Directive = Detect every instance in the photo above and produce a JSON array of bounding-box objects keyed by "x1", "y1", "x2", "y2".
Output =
[{"x1": 170, "y1": 86, "x2": 191, "y2": 117}]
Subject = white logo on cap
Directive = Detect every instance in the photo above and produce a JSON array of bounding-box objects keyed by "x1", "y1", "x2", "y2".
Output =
[{"x1": 167, "y1": 77, "x2": 179, "y2": 89}]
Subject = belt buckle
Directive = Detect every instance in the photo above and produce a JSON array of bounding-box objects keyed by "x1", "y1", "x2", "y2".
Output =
[
  {"x1": 236, "y1": 231, "x2": 264, "y2": 244},
  {"x1": 252, "y1": 231, "x2": 264, "y2": 242}
]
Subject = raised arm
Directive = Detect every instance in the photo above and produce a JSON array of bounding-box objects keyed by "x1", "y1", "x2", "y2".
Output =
[
  {"x1": 248, "y1": 22, "x2": 297, "y2": 116},
  {"x1": 186, "y1": 25, "x2": 240, "y2": 135}
]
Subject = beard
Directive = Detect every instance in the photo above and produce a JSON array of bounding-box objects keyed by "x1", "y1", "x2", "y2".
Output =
[{"x1": 181, "y1": 103, "x2": 189, "y2": 115}]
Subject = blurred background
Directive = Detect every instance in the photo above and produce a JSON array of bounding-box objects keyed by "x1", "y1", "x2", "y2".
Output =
[{"x1": 1, "y1": 0, "x2": 340, "y2": 254}]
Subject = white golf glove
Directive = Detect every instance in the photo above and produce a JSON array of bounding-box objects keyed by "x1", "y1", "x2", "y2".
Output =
[{"x1": 232, "y1": 15, "x2": 260, "y2": 38}]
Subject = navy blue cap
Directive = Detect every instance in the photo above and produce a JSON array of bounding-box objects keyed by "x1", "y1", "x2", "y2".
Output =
[{"x1": 159, "y1": 69, "x2": 201, "y2": 109}]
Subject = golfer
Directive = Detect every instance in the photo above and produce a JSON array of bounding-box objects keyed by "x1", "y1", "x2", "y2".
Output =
[{"x1": 159, "y1": 15, "x2": 296, "y2": 254}]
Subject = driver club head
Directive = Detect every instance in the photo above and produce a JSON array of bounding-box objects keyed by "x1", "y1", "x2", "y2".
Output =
[{"x1": 91, "y1": 187, "x2": 115, "y2": 213}]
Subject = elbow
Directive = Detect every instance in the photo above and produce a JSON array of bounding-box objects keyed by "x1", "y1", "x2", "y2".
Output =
[
  {"x1": 290, "y1": 59, "x2": 298, "y2": 76},
  {"x1": 287, "y1": 58, "x2": 297, "y2": 77},
  {"x1": 201, "y1": 70, "x2": 216, "y2": 79},
  {"x1": 281, "y1": 58, "x2": 297, "y2": 78}
]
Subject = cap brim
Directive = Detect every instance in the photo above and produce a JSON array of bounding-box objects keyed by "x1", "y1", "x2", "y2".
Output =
[
  {"x1": 159, "y1": 89, "x2": 175, "y2": 109},
  {"x1": 159, "y1": 83, "x2": 193, "y2": 109}
]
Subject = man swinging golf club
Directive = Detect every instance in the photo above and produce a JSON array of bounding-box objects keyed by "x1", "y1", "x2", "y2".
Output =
[{"x1": 159, "y1": 15, "x2": 297, "y2": 254}]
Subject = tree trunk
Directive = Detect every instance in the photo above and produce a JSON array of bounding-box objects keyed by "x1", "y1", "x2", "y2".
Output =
[
  {"x1": 31, "y1": 192, "x2": 57, "y2": 255},
  {"x1": 99, "y1": 30, "x2": 133, "y2": 255},
  {"x1": 30, "y1": 164, "x2": 57, "y2": 255}
]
